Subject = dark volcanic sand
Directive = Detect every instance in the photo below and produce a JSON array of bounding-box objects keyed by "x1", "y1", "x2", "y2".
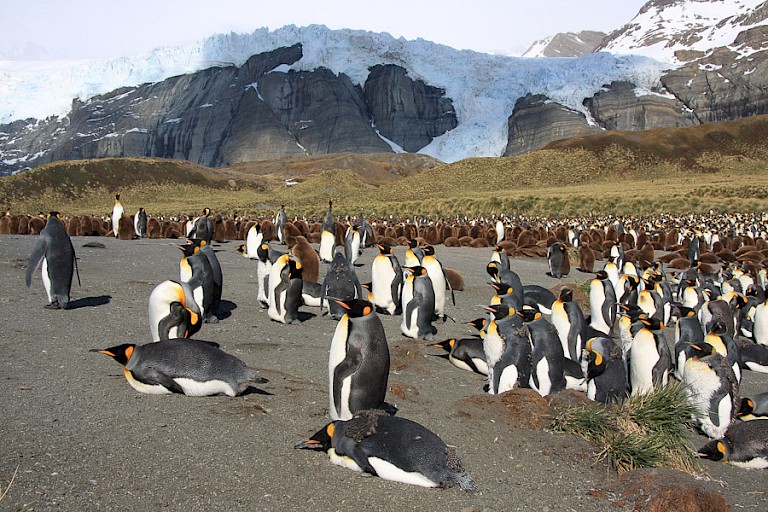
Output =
[{"x1": 1, "y1": 235, "x2": 767, "y2": 511}]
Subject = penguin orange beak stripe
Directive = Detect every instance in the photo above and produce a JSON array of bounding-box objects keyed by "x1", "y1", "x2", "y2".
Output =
[
  {"x1": 335, "y1": 300, "x2": 350, "y2": 310},
  {"x1": 92, "y1": 349, "x2": 116, "y2": 357}
]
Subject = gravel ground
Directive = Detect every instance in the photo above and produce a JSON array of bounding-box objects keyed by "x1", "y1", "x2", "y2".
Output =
[{"x1": 1, "y1": 234, "x2": 767, "y2": 511}]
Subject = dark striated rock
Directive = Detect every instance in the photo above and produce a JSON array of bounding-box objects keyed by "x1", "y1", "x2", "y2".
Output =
[
  {"x1": 364, "y1": 64, "x2": 457, "y2": 152},
  {"x1": 662, "y1": 25, "x2": 768, "y2": 123},
  {"x1": 503, "y1": 94, "x2": 600, "y2": 156},
  {"x1": 584, "y1": 81, "x2": 699, "y2": 131},
  {"x1": 0, "y1": 44, "x2": 457, "y2": 174}
]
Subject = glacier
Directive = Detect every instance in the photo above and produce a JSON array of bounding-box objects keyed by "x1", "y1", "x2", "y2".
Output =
[{"x1": 0, "y1": 24, "x2": 672, "y2": 163}]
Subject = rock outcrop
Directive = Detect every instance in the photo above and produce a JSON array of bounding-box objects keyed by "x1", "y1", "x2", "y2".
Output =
[
  {"x1": 0, "y1": 44, "x2": 456, "y2": 174},
  {"x1": 503, "y1": 94, "x2": 600, "y2": 156},
  {"x1": 584, "y1": 81, "x2": 699, "y2": 131}
]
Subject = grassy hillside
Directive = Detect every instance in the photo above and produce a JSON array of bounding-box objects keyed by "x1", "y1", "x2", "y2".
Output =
[{"x1": 2, "y1": 116, "x2": 767, "y2": 217}]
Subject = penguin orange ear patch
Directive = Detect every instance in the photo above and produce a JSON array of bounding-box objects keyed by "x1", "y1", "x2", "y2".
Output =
[
  {"x1": 363, "y1": 306, "x2": 372, "y2": 316},
  {"x1": 327, "y1": 423, "x2": 335, "y2": 438}
]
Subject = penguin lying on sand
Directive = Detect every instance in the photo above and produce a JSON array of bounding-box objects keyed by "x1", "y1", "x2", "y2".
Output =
[
  {"x1": 698, "y1": 420, "x2": 768, "y2": 468},
  {"x1": 296, "y1": 409, "x2": 476, "y2": 491},
  {"x1": 91, "y1": 338, "x2": 268, "y2": 396}
]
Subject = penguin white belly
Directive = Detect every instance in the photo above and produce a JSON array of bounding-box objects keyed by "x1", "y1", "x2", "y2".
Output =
[
  {"x1": 192, "y1": 286, "x2": 205, "y2": 318},
  {"x1": 124, "y1": 369, "x2": 172, "y2": 395},
  {"x1": 348, "y1": 236, "x2": 360, "y2": 265},
  {"x1": 424, "y1": 263, "x2": 445, "y2": 317},
  {"x1": 174, "y1": 378, "x2": 235, "y2": 397},
  {"x1": 474, "y1": 358, "x2": 489, "y2": 376},
  {"x1": 256, "y1": 261, "x2": 270, "y2": 305},
  {"x1": 245, "y1": 230, "x2": 263, "y2": 259},
  {"x1": 700, "y1": 394, "x2": 733, "y2": 439},
  {"x1": 328, "y1": 449, "x2": 363, "y2": 472},
  {"x1": 550, "y1": 303, "x2": 572, "y2": 360},
  {"x1": 400, "y1": 308, "x2": 420, "y2": 338},
  {"x1": 301, "y1": 292, "x2": 322, "y2": 308},
  {"x1": 483, "y1": 333, "x2": 504, "y2": 370},
  {"x1": 329, "y1": 317, "x2": 353, "y2": 420},
  {"x1": 319, "y1": 231, "x2": 335, "y2": 262},
  {"x1": 730, "y1": 457, "x2": 768, "y2": 469},
  {"x1": 745, "y1": 361, "x2": 768, "y2": 374},
  {"x1": 753, "y1": 304, "x2": 768, "y2": 346},
  {"x1": 41, "y1": 257, "x2": 52, "y2": 302},
  {"x1": 448, "y1": 355, "x2": 474, "y2": 373},
  {"x1": 368, "y1": 457, "x2": 438, "y2": 488},
  {"x1": 586, "y1": 379, "x2": 597, "y2": 400},
  {"x1": 372, "y1": 261, "x2": 396, "y2": 313},
  {"x1": 629, "y1": 335, "x2": 660, "y2": 396},
  {"x1": 530, "y1": 358, "x2": 552, "y2": 397},
  {"x1": 497, "y1": 364, "x2": 519, "y2": 394}
]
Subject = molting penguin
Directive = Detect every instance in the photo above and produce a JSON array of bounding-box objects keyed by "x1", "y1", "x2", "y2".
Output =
[
  {"x1": 321, "y1": 250, "x2": 365, "y2": 320},
  {"x1": 371, "y1": 243, "x2": 402, "y2": 315},
  {"x1": 134, "y1": 207, "x2": 147, "y2": 238},
  {"x1": 148, "y1": 280, "x2": 202, "y2": 341},
  {"x1": 111, "y1": 193, "x2": 124, "y2": 238},
  {"x1": 296, "y1": 409, "x2": 476, "y2": 491},
  {"x1": 683, "y1": 345, "x2": 740, "y2": 439},
  {"x1": 400, "y1": 266, "x2": 437, "y2": 341},
  {"x1": 91, "y1": 338, "x2": 268, "y2": 396},
  {"x1": 697, "y1": 420, "x2": 768, "y2": 469},
  {"x1": 319, "y1": 200, "x2": 336, "y2": 263},
  {"x1": 25, "y1": 212, "x2": 80, "y2": 309},
  {"x1": 328, "y1": 299, "x2": 390, "y2": 420}
]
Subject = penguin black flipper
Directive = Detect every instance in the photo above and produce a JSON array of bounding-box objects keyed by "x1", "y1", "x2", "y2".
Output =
[
  {"x1": 129, "y1": 367, "x2": 185, "y2": 394},
  {"x1": 273, "y1": 279, "x2": 289, "y2": 315},
  {"x1": 25, "y1": 237, "x2": 47, "y2": 287},
  {"x1": 404, "y1": 292, "x2": 424, "y2": 330},
  {"x1": 332, "y1": 346, "x2": 363, "y2": 415}
]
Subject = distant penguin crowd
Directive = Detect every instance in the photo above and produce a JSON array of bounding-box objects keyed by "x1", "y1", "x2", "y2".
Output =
[{"x1": 18, "y1": 197, "x2": 768, "y2": 484}]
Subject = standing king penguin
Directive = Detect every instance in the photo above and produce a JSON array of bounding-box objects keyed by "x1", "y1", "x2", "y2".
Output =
[
  {"x1": 371, "y1": 243, "x2": 402, "y2": 315},
  {"x1": 26, "y1": 212, "x2": 80, "y2": 309},
  {"x1": 319, "y1": 200, "x2": 336, "y2": 263},
  {"x1": 328, "y1": 299, "x2": 390, "y2": 421},
  {"x1": 111, "y1": 193, "x2": 124, "y2": 238}
]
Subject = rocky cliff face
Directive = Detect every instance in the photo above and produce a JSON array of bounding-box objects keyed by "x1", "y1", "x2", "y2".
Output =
[
  {"x1": 584, "y1": 81, "x2": 699, "y2": 131},
  {"x1": 0, "y1": 44, "x2": 456, "y2": 174},
  {"x1": 522, "y1": 30, "x2": 606, "y2": 58},
  {"x1": 503, "y1": 94, "x2": 601, "y2": 156}
]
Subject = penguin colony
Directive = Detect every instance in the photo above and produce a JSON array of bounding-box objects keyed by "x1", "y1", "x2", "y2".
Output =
[{"x1": 19, "y1": 202, "x2": 768, "y2": 490}]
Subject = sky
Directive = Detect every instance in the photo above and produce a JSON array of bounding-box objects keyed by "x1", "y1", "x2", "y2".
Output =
[{"x1": 0, "y1": 0, "x2": 648, "y2": 60}]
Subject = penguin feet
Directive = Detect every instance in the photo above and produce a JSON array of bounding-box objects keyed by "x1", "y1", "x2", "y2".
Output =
[
  {"x1": 205, "y1": 315, "x2": 219, "y2": 324},
  {"x1": 44, "y1": 301, "x2": 62, "y2": 310},
  {"x1": 258, "y1": 301, "x2": 268, "y2": 309}
]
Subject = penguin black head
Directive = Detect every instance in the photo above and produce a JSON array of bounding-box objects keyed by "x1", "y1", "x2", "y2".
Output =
[
  {"x1": 236, "y1": 244, "x2": 247, "y2": 255},
  {"x1": 466, "y1": 318, "x2": 487, "y2": 332},
  {"x1": 689, "y1": 342, "x2": 717, "y2": 359},
  {"x1": 295, "y1": 422, "x2": 334, "y2": 451},
  {"x1": 376, "y1": 243, "x2": 392, "y2": 254},
  {"x1": 288, "y1": 258, "x2": 303, "y2": 278},
  {"x1": 738, "y1": 398, "x2": 755, "y2": 417},
  {"x1": 423, "y1": 246, "x2": 435, "y2": 257},
  {"x1": 559, "y1": 288, "x2": 574, "y2": 302},
  {"x1": 431, "y1": 339, "x2": 455, "y2": 353},
  {"x1": 202, "y1": 207, "x2": 211, "y2": 216},
  {"x1": 489, "y1": 282, "x2": 512, "y2": 295},
  {"x1": 708, "y1": 320, "x2": 727, "y2": 336},
  {"x1": 404, "y1": 266, "x2": 426, "y2": 277},
  {"x1": 90, "y1": 344, "x2": 136, "y2": 366},
  {"x1": 517, "y1": 307, "x2": 541, "y2": 323},
  {"x1": 594, "y1": 270, "x2": 608, "y2": 280},
  {"x1": 486, "y1": 262, "x2": 499, "y2": 280},
  {"x1": 697, "y1": 439, "x2": 728, "y2": 462},
  {"x1": 639, "y1": 317, "x2": 664, "y2": 331},
  {"x1": 178, "y1": 244, "x2": 198, "y2": 257},
  {"x1": 484, "y1": 304, "x2": 514, "y2": 320},
  {"x1": 47, "y1": 211, "x2": 61, "y2": 219},
  {"x1": 407, "y1": 239, "x2": 419, "y2": 249},
  {"x1": 115, "y1": 193, "x2": 120, "y2": 201},
  {"x1": 335, "y1": 299, "x2": 374, "y2": 318}
]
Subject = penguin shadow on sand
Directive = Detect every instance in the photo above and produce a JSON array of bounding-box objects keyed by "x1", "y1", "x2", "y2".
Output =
[
  {"x1": 65, "y1": 295, "x2": 112, "y2": 309},
  {"x1": 216, "y1": 300, "x2": 237, "y2": 320}
]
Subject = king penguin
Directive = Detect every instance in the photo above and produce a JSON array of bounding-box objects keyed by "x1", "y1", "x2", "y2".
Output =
[
  {"x1": 178, "y1": 242, "x2": 216, "y2": 323},
  {"x1": 518, "y1": 307, "x2": 566, "y2": 397},
  {"x1": 319, "y1": 200, "x2": 336, "y2": 263},
  {"x1": 91, "y1": 338, "x2": 268, "y2": 396},
  {"x1": 25, "y1": 212, "x2": 80, "y2": 309},
  {"x1": 134, "y1": 207, "x2": 147, "y2": 238},
  {"x1": 148, "y1": 279, "x2": 202, "y2": 341},
  {"x1": 245, "y1": 222, "x2": 263, "y2": 260},
  {"x1": 584, "y1": 336, "x2": 629, "y2": 403},
  {"x1": 421, "y1": 245, "x2": 453, "y2": 322},
  {"x1": 321, "y1": 250, "x2": 365, "y2": 320},
  {"x1": 588, "y1": 269, "x2": 617, "y2": 336},
  {"x1": 546, "y1": 241, "x2": 570, "y2": 278},
  {"x1": 431, "y1": 337, "x2": 488, "y2": 376},
  {"x1": 274, "y1": 205, "x2": 288, "y2": 244},
  {"x1": 344, "y1": 224, "x2": 362, "y2": 266},
  {"x1": 268, "y1": 254, "x2": 304, "y2": 324},
  {"x1": 328, "y1": 299, "x2": 390, "y2": 421},
  {"x1": 627, "y1": 318, "x2": 673, "y2": 396},
  {"x1": 551, "y1": 288, "x2": 587, "y2": 363},
  {"x1": 482, "y1": 309, "x2": 530, "y2": 394},
  {"x1": 683, "y1": 344, "x2": 740, "y2": 439},
  {"x1": 295, "y1": 409, "x2": 476, "y2": 491},
  {"x1": 400, "y1": 266, "x2": 437, "y2": 341},
  {"x1": 111, "y1": 193, "x2": 124, "y2": 239},
  {"x1": 738, "y1": 391, "x2": 768, "y2": 421},
  {"x1": 697, "y1": 420, "x2": 768, "y2": 469},
  {"x1": 371, "y1": 243, "x2": 402, "y2": 315}
]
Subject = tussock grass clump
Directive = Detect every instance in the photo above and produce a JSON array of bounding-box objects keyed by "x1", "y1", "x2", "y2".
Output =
[{"x1": 553, "y1": 382, "x2": 697, "y2": 474}]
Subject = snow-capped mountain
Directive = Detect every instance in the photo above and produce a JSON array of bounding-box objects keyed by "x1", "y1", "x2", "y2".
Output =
[
  {"x1": 599, "y1": 0, "x2": 767, "y2": 62},
  {"x1": 522, "y1": 31, "x2": 606, "y2": 58},
  {"x1": 0, "y1": 0, "x2": 766, "y2": 173}
]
